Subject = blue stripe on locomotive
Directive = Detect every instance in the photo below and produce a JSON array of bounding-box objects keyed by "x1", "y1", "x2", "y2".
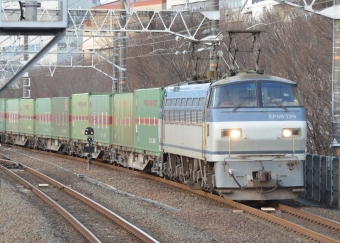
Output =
[
  {"x1": 206, "y1": 107, "x2": 306, "y2": 122},
  {"x1": 159, "y1": 141, "x2": 305, "y2": 155}
]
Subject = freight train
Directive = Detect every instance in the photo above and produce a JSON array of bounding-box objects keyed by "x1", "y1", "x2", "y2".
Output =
[{"x1": 0, "y1": 72, "x2": 307, "y2": 200}]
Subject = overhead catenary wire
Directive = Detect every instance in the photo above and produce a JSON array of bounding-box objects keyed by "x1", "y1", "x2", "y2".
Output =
[{"x1": 1, "y1": 2, "x2": 312, "y2": 79}]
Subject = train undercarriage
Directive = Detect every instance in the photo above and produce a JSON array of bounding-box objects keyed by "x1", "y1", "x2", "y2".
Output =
[{"x1": 0, "y1": 132, "x2": 304, "y2": 200}]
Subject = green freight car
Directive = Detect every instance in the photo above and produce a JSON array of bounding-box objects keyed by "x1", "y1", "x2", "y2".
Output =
[
  {"x1": 71, "y1": 93, "x2": 111, "y2": 158},
  {"x1": 72, "y1": 93, "x2": 89, "y2": 142},
  {"x1": 36, "y1": 98, "x2": 51, "y2": 150},
  {"x1": 112, "y1": 93, "x2": 134, "y2": 165},
  {"x1": 113, "y1": 93, "x2": 134, "y2": 148},
  {"x1": 71, "y1": 93, "x2": 90, "y2": 156},
  {"x1": 13, "y1": 99, "x2": 36, "y2": 146},
  {"x1": 52, "y1": 97, "x2": 71, "y2": 152},
  {"x1": 89, "y1": 93, "x2": 113, "y2": 161},
  {"x1": 36, "y1": 97, "x2": 70, "y2": 151},
  {"x1": 133, "y1": 88, "x2": 163, "y2": 171},
  {"x1": 89, "y1": 94, "x2": 113, "y2": 145}
]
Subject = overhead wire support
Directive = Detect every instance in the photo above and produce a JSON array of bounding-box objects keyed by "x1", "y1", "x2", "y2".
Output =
[
  {"x1": 66, "y1": 8, "x2": 220, "y2": 40},
  {"x1": 0, "y1": 2, "x2": 220, "y2": 92},
  {"x1": 0, "y1": 3, "x2": 220, "y2": 86},
  {"x1": 0, "y1": 0, "x2": 68, "y2": 95}
]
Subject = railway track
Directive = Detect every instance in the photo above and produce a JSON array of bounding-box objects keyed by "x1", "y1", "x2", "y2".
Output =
[
  {"x1": 2, "y1": 145, "x2": 340, "y2": 242},
  {"x1": 0, "y1": 159, "x2": 159, "y2": 243},
  {"x1": 270, "y1": 203, "x2": 340, "y2": 242}
]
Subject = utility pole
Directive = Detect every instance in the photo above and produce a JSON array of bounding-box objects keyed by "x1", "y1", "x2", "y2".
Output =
[
  {"x1": 207, "y1": 0, "x2": 219, "y2": 80},
  {"x1": 119, "y1": 0, "x2": 127, "y2": 93},
  {"x1": 332, "y1": 0, "x2": 340, "y2": 155},
  {"x1": 113, "y1": 26, "x2": 119, "y2": 93},
  {"x1": 21, "y1": 1, "x2": 40, "y2": 98}
]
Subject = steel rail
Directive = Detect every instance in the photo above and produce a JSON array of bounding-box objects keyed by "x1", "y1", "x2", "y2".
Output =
[
  {"x1": 22, "y1": 165, "x2": 159, "y2": 243},
  {"x1": 274, "y1": 203, "x2": 340, "y2": 231},
  {"x1": 89, "y1": 162, "x2": 340, "y2": 243},
  {"x1": 0, "y1": 165, "x2": 101, "y2": 243}
]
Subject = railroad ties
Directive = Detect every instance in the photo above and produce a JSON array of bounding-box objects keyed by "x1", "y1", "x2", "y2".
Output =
[{"x1": 0, "y1": 163, "x2": 159, "y2": 243}]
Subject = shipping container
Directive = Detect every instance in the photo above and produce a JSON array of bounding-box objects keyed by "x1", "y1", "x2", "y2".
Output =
[
  {"x1": 134, "y1": 88, "x2": 163, "y2": 157},
  {"x1": 19, "y1": 99, "x2": 36, "y2": 136},
  {"x1": 6, "y1": 99, "x2": 19, "y2": 134},
  {"x1": 51, "y1": 97, "x2": 71, "y2": 140},
  {"x1": 71, "y1": 93, "x2": 90, "y2": 142},
  {"x1": 0, "y1": 99, "x2": 6, "y2": 132},
  {"x1": 113, "y1": 93, "x2": 134, "y2": 149},
  {"x1": 36, "y1": 98, "x2": 52, "y2": 138},
  {"x1": 89, "y1": 94, "x2": 113, "y2": 146}
]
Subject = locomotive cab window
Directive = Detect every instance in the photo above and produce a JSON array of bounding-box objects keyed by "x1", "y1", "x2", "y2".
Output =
[
  {"x1": 211, "y1": 82, "x2": 257, "y2": 108},
  {"x1": 260, "y1": 82, "x2": 303, "y2": 107}
]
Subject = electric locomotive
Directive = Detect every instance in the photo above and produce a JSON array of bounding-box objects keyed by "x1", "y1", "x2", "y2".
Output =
[{"x1": 160, "y1": 72, "x2": 306, "y2": 200}]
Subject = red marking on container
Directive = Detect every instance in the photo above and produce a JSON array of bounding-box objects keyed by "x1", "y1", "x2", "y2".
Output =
[
  {"x1": 143, "y1": 100, "x2": 157, "y2": 106},
  {"x1": 135, "y1": 118, "x2": 158, "y2": 125}
]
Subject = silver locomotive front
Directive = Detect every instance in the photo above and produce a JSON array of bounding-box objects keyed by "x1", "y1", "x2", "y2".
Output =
[{"x1": 205, "y1": 74, "x2": 307, "y2": 200}]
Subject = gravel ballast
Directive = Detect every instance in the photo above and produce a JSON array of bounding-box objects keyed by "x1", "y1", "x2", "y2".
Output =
[{"x1": 1, "y1": 146, "x2": 339, "y2": 242}]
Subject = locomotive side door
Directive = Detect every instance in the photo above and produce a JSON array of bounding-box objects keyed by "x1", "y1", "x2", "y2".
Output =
[{"x1": 202, "y1": 89, "x2": 210, "y2": 159}]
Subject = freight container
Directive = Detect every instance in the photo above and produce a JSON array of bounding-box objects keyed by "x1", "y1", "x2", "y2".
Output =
[
  {"x1": 35, "y1": 97, "x2": 68, "y2": 151},
  {"x1": 47, "y1": 97, "x2": 71, "y2": 151},
  {"x1": 6, "y1": 99, "x2": 19, "y2": 134},
  {"x1": 89, "y1": 94, "x2": 113, "y2": 146},
  {"x1": 134, "y1": 88, "x2": 163, "y2": 157},
  {"x1": 72, "y1": 93, "x2": 90, "y2": 142},
  {"x1": 51, "y1": 97, "x2": 71, "y2": 140},
  {"x1": 71, "y1": 93, "x2": 111, "y2": 158},
  {"x1": 36, "y1": 98, "x2": 52, "y2": 138},
  {"x1": 113, "y1": 93, "x2": 134, "y2": 149},
  {"x1": 19, "y1": 99, "x2": 35, "y2": 136}
]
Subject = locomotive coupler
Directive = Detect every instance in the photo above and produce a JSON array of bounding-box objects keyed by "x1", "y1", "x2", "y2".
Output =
[{"x1": 256, "y1": 170, "x2": 272, "y2": 182}]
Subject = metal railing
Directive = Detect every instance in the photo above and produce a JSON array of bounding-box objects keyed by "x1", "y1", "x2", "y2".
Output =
[{"x1": 304, "y1": 154, "x2": 339, "y2": 208}]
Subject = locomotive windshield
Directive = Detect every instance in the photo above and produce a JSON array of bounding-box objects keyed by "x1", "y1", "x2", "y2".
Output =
[
  {"x1": 260, "y1": 82, "x2": 302, "y2": 107},
  {"x1": 210, "y1": 81, "x2": 303, "y2": 108}
]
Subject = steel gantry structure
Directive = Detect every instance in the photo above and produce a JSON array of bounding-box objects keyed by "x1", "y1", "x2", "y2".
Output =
[{"x1": 0, "y1": 0, "x2": 219, "y2": 94}]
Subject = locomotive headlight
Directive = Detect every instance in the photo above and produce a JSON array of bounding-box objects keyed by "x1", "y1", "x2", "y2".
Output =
[
  {"x1": 282, "y1": 128, "x2": 301, "y2": 138},
  {"x1": 282, "y1": 129, "x2": 292, "y2": 137},
  {"x1": 222, "y1": 129, "x2": 242, "y2": 138},
  {"x1": 230, "y1": 129, "x2": 241, "y2": 138}
]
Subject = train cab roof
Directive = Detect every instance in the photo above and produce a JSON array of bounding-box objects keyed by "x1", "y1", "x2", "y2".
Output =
[{"x1": 212, "y1": 72, "x2": 297, "y2": 87}]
